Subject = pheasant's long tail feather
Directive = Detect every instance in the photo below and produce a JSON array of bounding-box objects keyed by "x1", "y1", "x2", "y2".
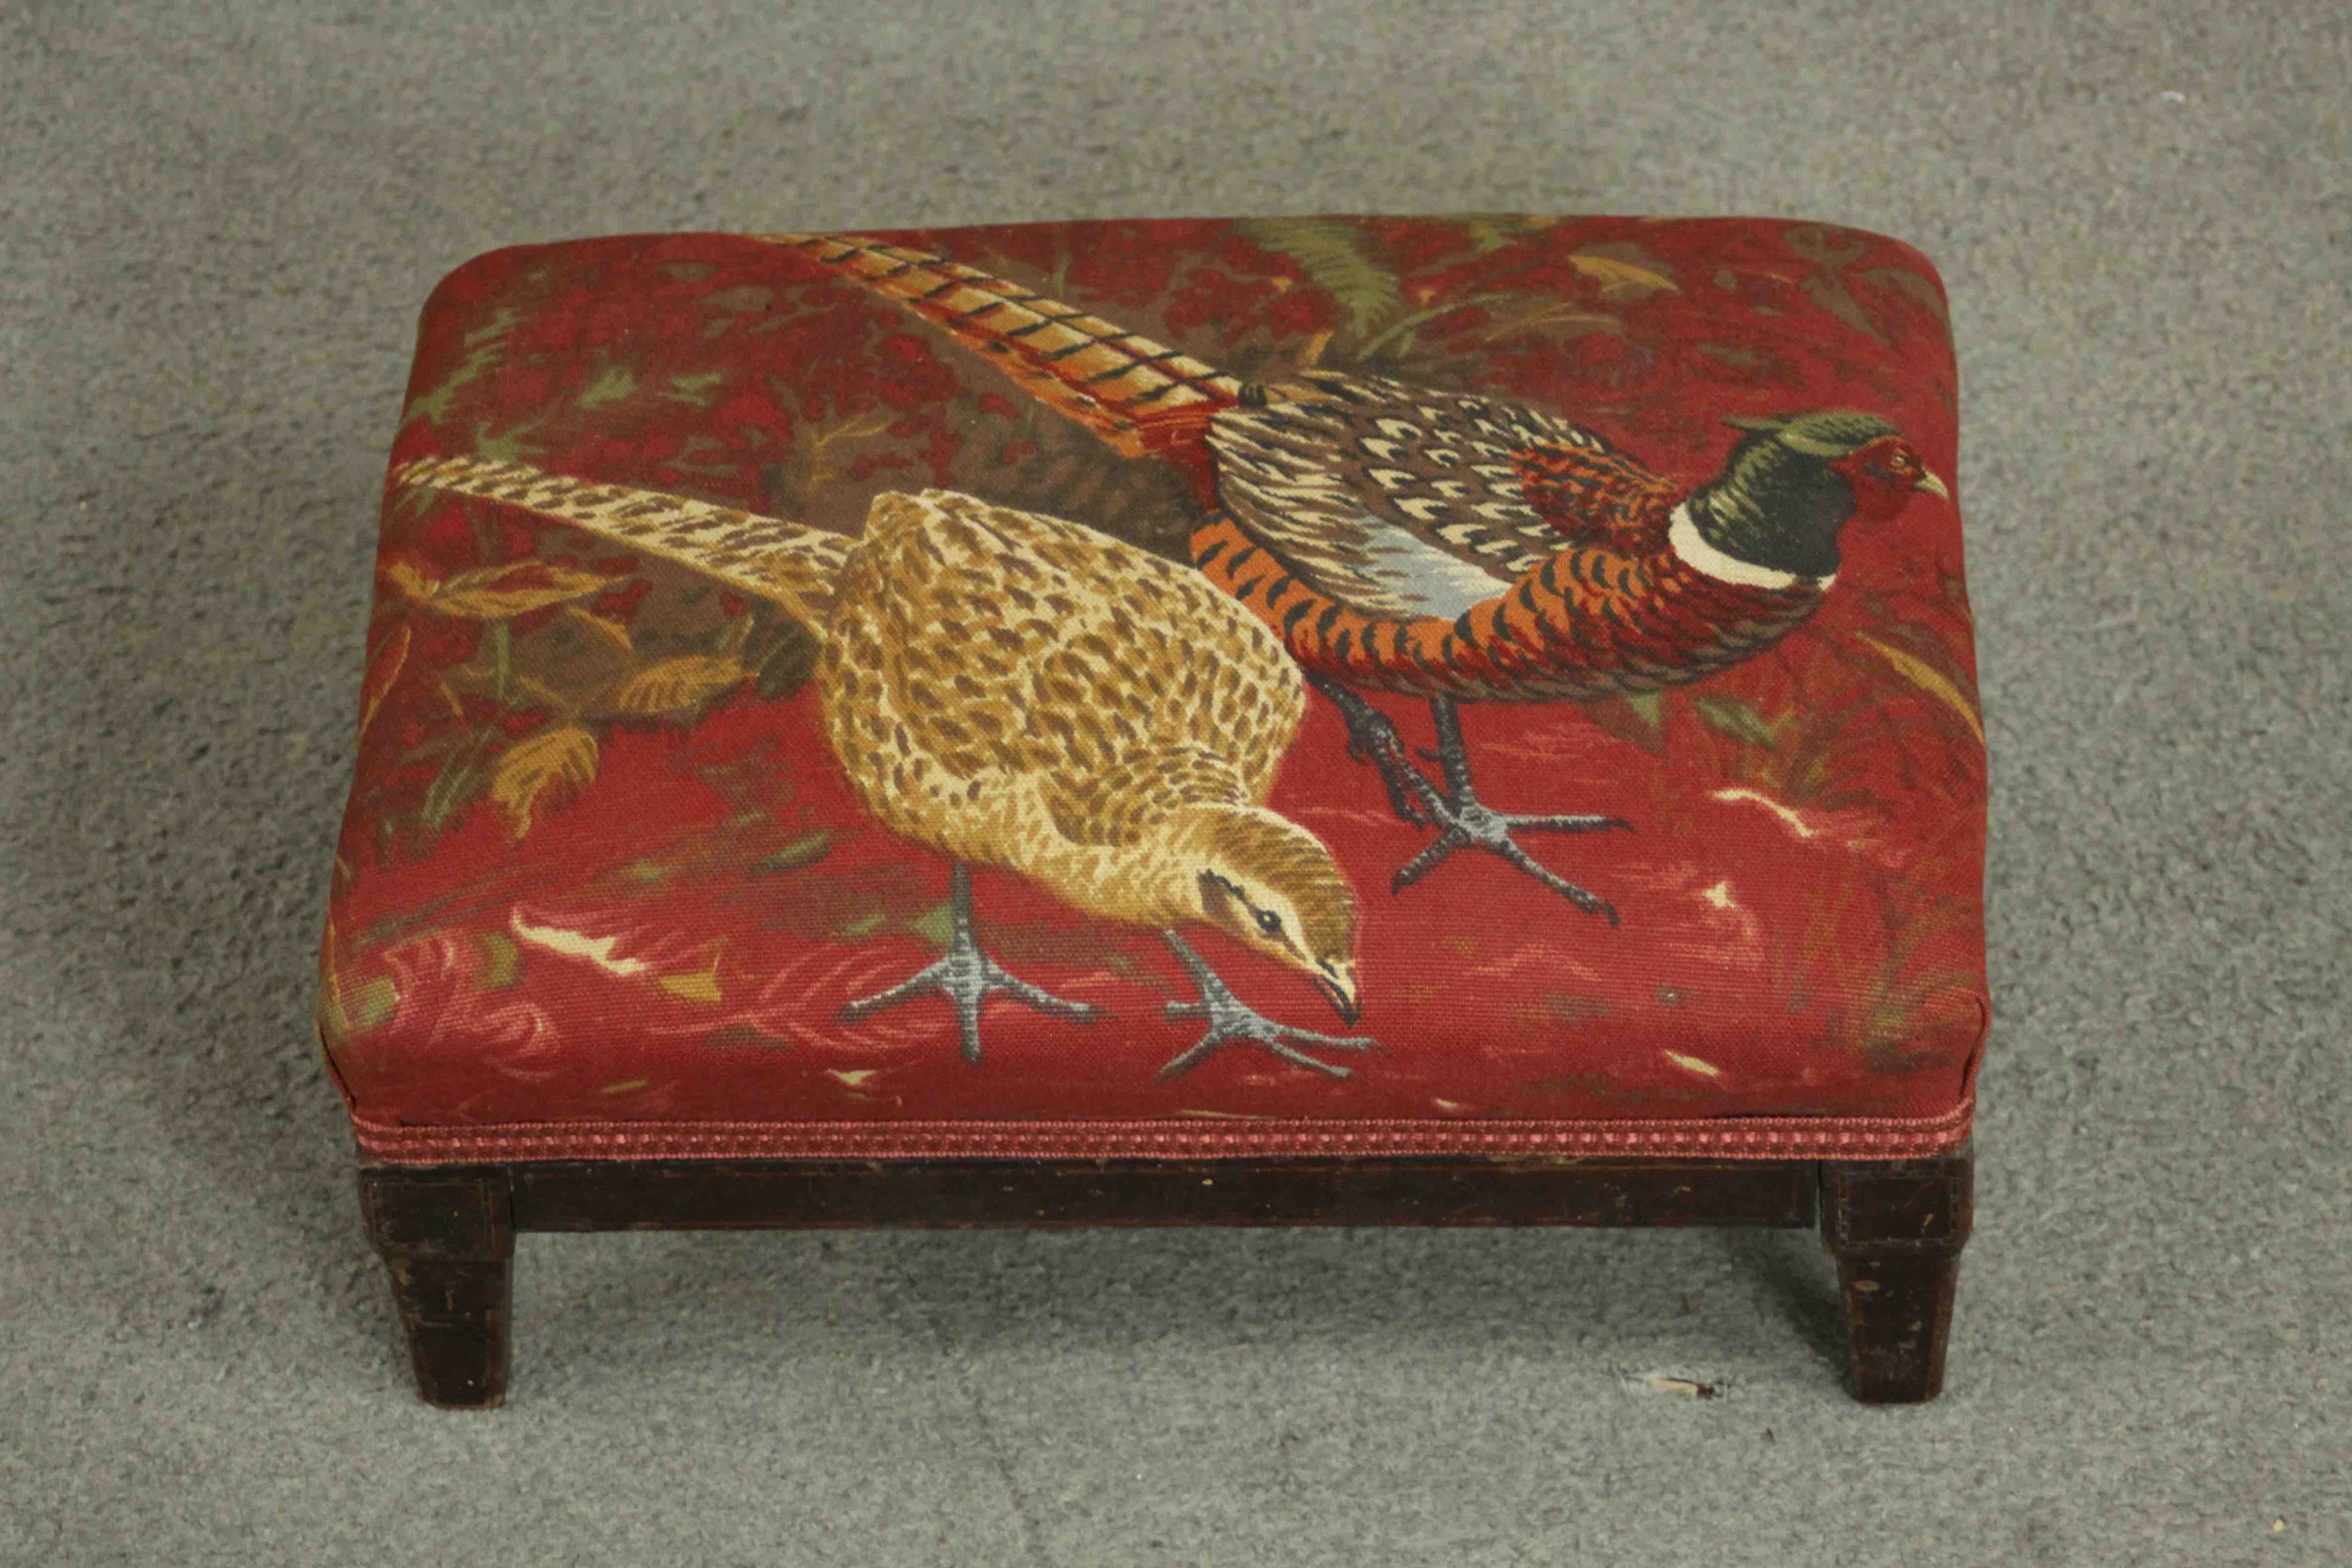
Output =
[
  {"x1": 392, "y1": 455, "x2": 848, "y2": 629},
  {"x1": 759, "y1": 232, "x2": 1245, "y2": 462}
]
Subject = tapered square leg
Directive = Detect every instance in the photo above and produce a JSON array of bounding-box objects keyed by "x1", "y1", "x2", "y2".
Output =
[
  {"x1": 358, "y1": 1166, "x2": 515, "y2": 1408},
  {"x1": 1820, "y1": 1148, "x2": 1972, "y2": 1403}
]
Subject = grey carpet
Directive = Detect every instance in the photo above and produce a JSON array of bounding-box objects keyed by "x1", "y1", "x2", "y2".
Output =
[{"x1": 3, "y1": 2, "x2": 2346, "y2": 1563}]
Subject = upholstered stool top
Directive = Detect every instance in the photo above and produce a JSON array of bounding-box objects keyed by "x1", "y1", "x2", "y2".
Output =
[{"x1": 319, "y1": 216, "x2": 1986, "y2": 1164}]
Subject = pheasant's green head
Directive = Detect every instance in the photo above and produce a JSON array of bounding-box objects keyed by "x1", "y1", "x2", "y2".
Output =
[
  {"x1": 1189, "y1": 807, "x2": 1360, "y2": 1024},
  {"x1": 1693, "y1": 411, "x2": 1948, "y2": 580}
]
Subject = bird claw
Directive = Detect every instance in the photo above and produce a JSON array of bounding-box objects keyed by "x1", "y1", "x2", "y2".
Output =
[
  {"x1": 1308, "y1": 672, "x2": 1443, "y2": 828},
  {"x1": 1383, "y1": 777, "x2": 1432, "y2": 828},
  {"x1": 1386, "y1": 697, "x2": 1629, "y2": 916},
  {"x1": 1158, "y1": 1007, "x2": 1376, "y2": 1080},
  {"x1": 843, "y1": 929, "x2": 1098, "y2": 1064},
  {"x1": 1338, "y1": 734, "x2": 1424, "y2": 823},
  {"x1": 1156, "y1": 933, "x2": 1377, "y2": 1080},
  {"x1": 1389, "y1": 799, "x2": 1626, "y2": 920},
  {"x1": 1310, "y1": 680, "x2": 1627, "y2": 915}
]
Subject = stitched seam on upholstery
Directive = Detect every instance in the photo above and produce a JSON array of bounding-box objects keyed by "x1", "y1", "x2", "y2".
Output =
[{"x1": 351, "y1": 1100, "x2": 1972, "y2": 1164}]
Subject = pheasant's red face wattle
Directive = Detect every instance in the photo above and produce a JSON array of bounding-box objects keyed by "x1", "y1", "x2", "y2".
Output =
[{"x1": 1834, "y1": 435, "x2": 1943, "y2": 521}]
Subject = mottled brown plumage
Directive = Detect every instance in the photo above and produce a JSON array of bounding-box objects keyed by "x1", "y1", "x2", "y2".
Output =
[{"x1": 391, "y1": 456, "x2": 1369, "y2": 1074}]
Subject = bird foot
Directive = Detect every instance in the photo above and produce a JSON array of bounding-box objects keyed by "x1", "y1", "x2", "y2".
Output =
[
  {"x1": 1379, "y1": 696, "x2": 1629, "y2": 918},
  {"x1": 1306, "y1": 680, "x2": 1629, "y2": 917},
  {"x1": 842, "y1": 939, "x2": 1098, "y2": 1065},
  {"x1": 1305, "y1": 672, "x2": 1438, "y2": 827},
  {"x1": 1156, "y1": 932, "x2": 1376, "y2": 1080},
  {"x1": 1391, "y1": 791, "x2": 1629, "y2": 921}
]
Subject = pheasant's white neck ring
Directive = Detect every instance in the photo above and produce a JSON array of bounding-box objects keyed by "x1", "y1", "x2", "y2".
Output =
[{"x1": 1668, "y1": 502, "x2": 1835, "y2": 592}]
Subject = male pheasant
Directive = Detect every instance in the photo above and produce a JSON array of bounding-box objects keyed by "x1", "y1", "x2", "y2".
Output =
[
  {"x1": 392, "y1": 456, "x2": 1371, "y2": 1077},
  {"x1": 759, "y1": 233, "x2": 1951, "y2": 918}
]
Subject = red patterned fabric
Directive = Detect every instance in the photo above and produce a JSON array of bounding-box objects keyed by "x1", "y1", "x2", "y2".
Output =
[{"x1": 321, "y1": 217, "x2": 1987, "y2": 1164}]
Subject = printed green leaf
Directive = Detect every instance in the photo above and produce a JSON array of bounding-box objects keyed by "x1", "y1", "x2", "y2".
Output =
[
  {"x1": 1693, "y1": 694, "x2": 1780, "y2": 749},
  {"x1": 489, "y1": 724, "x2": 599, "y2": 836},
  {"x1": 703, "y1": 285, "x2": 773, "y2": 314},
  {"x1": 612, "y1": 655, "x2": 749, "y2": 716},
  {"x1": 1583, "y1": 691, "x2": 1667, "y2": 752},
  {"x1": 563, "y1": 604, "x2": 635, "y2": 656},
  {"x1": 657, "y1": 952, "x2": 723, "y2": 1004},
  {"x1": 1797, "y1": 272, "x2": 1883, "y2": 340},
  {"x1": 1458, "y1": 214, "x2": 1551, "y2": 256},
  {"x1": 904, "y1": 903, "x2": 956, "y2": 949},
  {"x1": 664, "y1": 371, "x2": 729, "y2": 408},
  {"x1": 1476, "y1": 298, "x2": 1626, "y2": 345},
  {"x1": 402, "y1": 307, "x2": 517, "y2": 430},
  {"x1": 471, "y1": 418, "x2": 547, "y2": 463},
  {"x1": 1852, "y1": 633, "x2": 1984, "y2": 744},
  {"x1": 353, "y1": 975, "x2": 400, "y2": 1030},
  {"x1": 1569, "y1": 248, "x2": 1679, "y2": 300},
  {"x1": 1235, "y1": 217, "x2": 1403, "y2": 342},
  {"x1": 475, "y1": 929, "x2": 522, "y2": 990},
  {"x1": 419, "y1": 749, "x2": 489, "y2": 832},
  {"x1": 1857, "y1": 267, "x2": 1950, "y2": 328},
  {"x1": 751, "y1": 832, "x2": 834, "y2": 874},
  {"x1": 1352, "y1": 293, "x2": 1512, "y2": 361},
  {"x1": 579, "y1": 365, "x2": 636, "y2": 408},
  {"x1": 391, "y1": 560, "x2": 619, "y2": 620}
]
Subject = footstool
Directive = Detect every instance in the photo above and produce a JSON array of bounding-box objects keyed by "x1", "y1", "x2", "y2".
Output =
[{"x1": 322, "y1": 215, "x2": 1986, "y2": 1406}]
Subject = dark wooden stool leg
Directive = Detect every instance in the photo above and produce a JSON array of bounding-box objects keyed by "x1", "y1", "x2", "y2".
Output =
[
  {"x1": 358, "y1": 1165, "x2": 515, "y2": 1408},
  {"x1": 1820, "y1": 1147, "x2": 1973, "y2": 1403}
]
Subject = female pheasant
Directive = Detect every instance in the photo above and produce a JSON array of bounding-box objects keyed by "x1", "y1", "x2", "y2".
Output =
[
  {"x1": 392, "y1": 456, "x2": 1371, "y2": 1078},
  {"x1": 759, "y1": 233, "x2": 1950, "y2": 918}
]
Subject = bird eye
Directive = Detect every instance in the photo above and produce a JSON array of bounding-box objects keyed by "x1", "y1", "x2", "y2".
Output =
[{"x1": 1255, "y1": 909, "x2": 1284, "y2": 936}]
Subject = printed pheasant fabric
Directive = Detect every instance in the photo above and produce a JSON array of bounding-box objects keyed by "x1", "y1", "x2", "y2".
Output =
[{"x1": 321, "y1": 216, "x2": 1988, "y2": 1163}]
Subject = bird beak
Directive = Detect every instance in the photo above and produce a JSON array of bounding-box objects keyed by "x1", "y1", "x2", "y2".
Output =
[
  {"x1": 1913, "y1": 468, "x2": 1951, "y2": 500},
  {"x1": 1313, "y1": 974, "x2": 1360, "y2": 1026}
]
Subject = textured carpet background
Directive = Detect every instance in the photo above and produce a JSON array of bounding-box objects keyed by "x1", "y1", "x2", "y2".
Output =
[{"x1": 3, "y1": 3, "x2": 2345, "y2": 1563}]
